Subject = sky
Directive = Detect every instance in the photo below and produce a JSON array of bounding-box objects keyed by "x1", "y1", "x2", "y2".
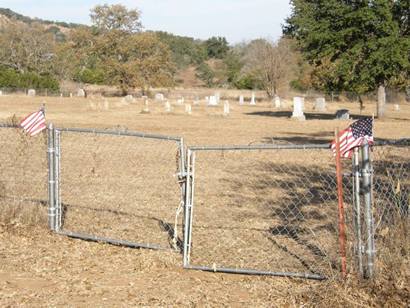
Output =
[{"x1": 0, "y1": 0, "x2": 292, "y2": 43}]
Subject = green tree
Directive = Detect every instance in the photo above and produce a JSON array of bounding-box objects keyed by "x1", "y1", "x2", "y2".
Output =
[
  {"x1": 205, "y1": 36, "x2": 229, "y2": 59},
  {"x1": 284, "y1": 0, "x2": 410, "y2": 117}
]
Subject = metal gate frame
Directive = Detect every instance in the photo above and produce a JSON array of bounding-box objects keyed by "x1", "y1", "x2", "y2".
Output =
[
  {"x1": 183, "y1": 143, "x2": 333, "y2": 280},
  {"x1": 47, "y1": 124, "x2": 185, "y2": 251}
]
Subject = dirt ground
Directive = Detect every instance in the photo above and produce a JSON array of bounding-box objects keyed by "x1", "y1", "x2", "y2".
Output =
[{"x1": 0, "y1": 93, "x2": 409, "y2": 307}]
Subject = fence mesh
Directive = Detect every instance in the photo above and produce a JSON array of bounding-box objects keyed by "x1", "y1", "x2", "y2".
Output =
[
  {"x1": 0, "y1": 126, "x2": 47, "y2": 225},
  {"x1": 58, "y1": 129, "x2": 183, "y2": 249},
  {"x1": 187, "y1": 147, "x2": 354, "y2": 279}
]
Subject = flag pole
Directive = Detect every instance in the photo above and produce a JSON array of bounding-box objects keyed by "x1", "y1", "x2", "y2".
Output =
[{"x1": 335, "y1": 128, "x2": 347, "y2": 279}]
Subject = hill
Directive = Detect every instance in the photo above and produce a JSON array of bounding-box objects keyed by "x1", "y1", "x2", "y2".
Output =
[{"x1": 0, "y1": 8, "x2": 82, "y2": 29}]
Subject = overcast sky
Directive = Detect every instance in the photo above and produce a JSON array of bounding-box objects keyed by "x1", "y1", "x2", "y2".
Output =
[{"x1": 0, "y1": 0, "x2": 292, "y2": 43}]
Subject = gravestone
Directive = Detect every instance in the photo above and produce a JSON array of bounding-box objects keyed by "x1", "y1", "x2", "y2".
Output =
[
  {"x1": 205, "y1": 96, "x2": 209, "y2": 104},
  {"x1": 250, "y1": 92, "x2": 256, "y2": 105},
  {"x1": 141, "y1": 99, "x2": 150, "y2": 113},
  {"x1": 0, "y1": 90, "x2": 3, "y2": 96},
  {"x1": 155, "y1": 93, "x2": 164, "y2": 102},
  {"x1": 394, "y1": 104, "x2": 400, "y2": 111},
  {"x1": 291, "y1": 97, "x2": 306, "y2": 120},
  {"x1": 335, "y1": 109, "x2": 350, "y2": 120},
  {"x1": 314, "y1": 97, "x2": 326, "y2": 112},
  {"x1": 69, "y1": 92, "x2": 73, "y2": 98},
  {"x1": 215, "y1": 92, "x2": 220, "y2": 104},
  {"x1": 125, "y1": 95, "x2": 134, "y2": 103},
  {"x1": 223, "y1": 101, "x2": 230, "y2": 116},
  {"x1": 185, "y1": 104, "x2": 192, "y2": 115},
  {"x1": 28, "y1": 89, "x2": 36, "y2": 97},
  {"x1": 274, "y1": 96, "x2": 281, "y2": 108},
  {"x1": 208, "y1": 96, "x2": 218, "y2": 106},
  {"x1": 164, "y1": 101, "x2": 171, "y2": 113},
  {"x1": 239, "y1": 95, "x2": 244, "y2": 105},
  {"x1": 77, "y1": 88, "x2": 86, "y2": 97}
]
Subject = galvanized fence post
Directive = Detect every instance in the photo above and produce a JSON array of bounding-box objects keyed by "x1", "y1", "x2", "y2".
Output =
[
  {"x1": 47, "y1": 123, "x2": 56, "y2": 231},
  {"x1": 54, "y1": 129, "x2": 61, "y2": 231},
  {"x1": 361, "y1": 140, "x2": 375, "y2": 278},
  {"x1": 183, "y1": 149, "x2": 192, "y2": 267},
  {"x1": 353, "y1": 147, "x2": 363, "y2": 277}
]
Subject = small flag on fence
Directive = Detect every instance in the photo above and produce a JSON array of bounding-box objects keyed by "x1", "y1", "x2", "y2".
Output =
[
  {"x1": 20, "y1": 108, "x2": 46, "y2": 136},
  {"x1": 331, "y1": 117, "x2": 374, "y2": 158}
]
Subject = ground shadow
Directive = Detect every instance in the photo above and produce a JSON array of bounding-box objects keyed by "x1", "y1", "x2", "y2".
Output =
[{"x1": 246, "y1": 111, "x2": 369, "y2": 120}]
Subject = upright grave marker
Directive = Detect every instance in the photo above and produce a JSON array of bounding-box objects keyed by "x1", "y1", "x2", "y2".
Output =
[
  {"x1": 291, "y1": 97, "x2": 306, "y2": 120},
  {"x1": 239, "y1": 95, "x2": 244, "y2": 105},
  {"x1": 223, "y1": 101, "x2": 230, "y2": 116},
  {"x1": 250, "y1": 92, "x2": 256, "y2": 105},
  {"x1": 314, "y1": 97, "x2": 326, "y2": 112}
]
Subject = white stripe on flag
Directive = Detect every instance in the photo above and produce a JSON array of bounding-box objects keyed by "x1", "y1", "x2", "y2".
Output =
[{"x1": 20, "y1": 111, "x2": 40, "y2": 128}]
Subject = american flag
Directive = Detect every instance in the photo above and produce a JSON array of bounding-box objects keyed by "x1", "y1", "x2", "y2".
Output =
[
  {"x1": 331, "y1": 118, "x2": 374, "y2": 158},
  {"x1": 20, "y1": 108, "x2": 46, "y2": 136}
]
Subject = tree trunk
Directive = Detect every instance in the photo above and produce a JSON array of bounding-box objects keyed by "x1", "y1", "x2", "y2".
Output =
[{"x1": 377, "y1": 84, "x2": 386, "y2": 118}]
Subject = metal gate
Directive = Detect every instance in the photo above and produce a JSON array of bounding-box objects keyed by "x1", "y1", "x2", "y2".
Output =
[
  {"x1": 183, "y1": 144, "x2": 354, "y2": 280},
  {"x1": 48, "y1": 125, "x2": 185, "y2": 250}
]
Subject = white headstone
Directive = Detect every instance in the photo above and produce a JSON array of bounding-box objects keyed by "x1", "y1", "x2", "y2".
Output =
[
  {"x1": 142, "y1": 99, "x2": 150, "y2": 113},
  {"x1": 215, "y1": 92, "x2": 220, "y2": 104},
  {"x1": 69, "y1": 92, "x2": 73, "y2": 98},
  {"x1": 164, "y1": 100, "x2": 171, "y2": 113},
  {"x1": 205, "y1": 96, "x2": 209, "y2": 103},
  {"x1": 314, "y1": 97, "x2": 326, "y2": 112},
  {"x1": 208, "y1": 96, "x2": 218, "y2": 106},
  {"x1": 394, "y1": 104, "x2": 400, "y2": 111},
  {"x1": 77, "y1": 88, "x2": 86, "y2": 97},
  {"x1": 60, "y1": 93, "x2": 63, "y2": 97},
  {"x1": 223, "y1": 101, "x2": 230, "y2": 116},
  {"x1": 155, "y1": 93, "x2": 164, "y2": 101},
  {"x1": 185, "y1": 104, "x2": 192, "y2": 115},
  {"x1": 239, "y1": 95, "x2": 244, "y2": 105},
  {"x1": 0, "y1": 90, "x2": 3, "y2": 96},
  {"x1": 292, "y1": 97, "x2": 306, "y2": 120},
  {"x1": 28, "y1": 89, "x2": 36, "y2": 97},
  {"x1": 274, "y1": 96, "x2": 281, "y2": 108},
  {"x1": 177, "y1": 97, "x2": 184, "y2": 105},
  {"x1": 125, "y1": 95, "x2": 134, "y2": 103},
  {"x1": 250, "y1": 92, "x2": 256, "y2": 105},
  {"x1": 335, "y1": 109, "x2": 350, "y2": 120}
]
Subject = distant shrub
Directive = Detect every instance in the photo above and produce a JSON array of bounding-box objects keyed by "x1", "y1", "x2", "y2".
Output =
[
  {"x1": 75, "y1": 68, "x2": 105, "y2": 85},
  {"x1": 0, "y1": 67, "x2": 59, "y2": 91}
]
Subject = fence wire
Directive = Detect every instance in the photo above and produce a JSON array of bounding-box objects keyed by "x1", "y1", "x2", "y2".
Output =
[
  {"x1": 185, "y1": 146, "x2": 355, "y2": 279},
  {"x1": 0, "y1": 126, "x2": 47, "y2": 225},
  {"x1": 57, "y1": 128, "x2": 184, "y2": 250}
]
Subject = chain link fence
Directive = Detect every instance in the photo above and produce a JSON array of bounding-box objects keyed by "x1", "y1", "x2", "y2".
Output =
[
  {"x1": 51, "y1": 127, "x2": 185, "y2": 250},
  {"x1": 1, "y1": 122, "x2": 408, "y2": 280},
  {"x1": 183, "y1": 145, "x2": 357, "y2": 280},
  {"x1": 0, "y1": 124, "x2": 48, "y2": 225}
]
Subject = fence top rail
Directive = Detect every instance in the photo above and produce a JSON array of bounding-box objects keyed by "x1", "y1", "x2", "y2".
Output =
[
  {"x1": 374, "y1": 138, "x2": 410, "y2": 146},
  {"x1": 0, "y1": 123, "x2": 18, "y2": 128},
  {"x1": 54, "y1": 126, "x2": 182, "y2": 142},
  {"x1": 188, "y1": 143, "x2": 331, "y2": 152}
]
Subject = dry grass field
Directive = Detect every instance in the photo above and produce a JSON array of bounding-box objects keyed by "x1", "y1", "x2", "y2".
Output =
[{"x1": 0, "y1": 92, "x2": 409, "y2": 307}]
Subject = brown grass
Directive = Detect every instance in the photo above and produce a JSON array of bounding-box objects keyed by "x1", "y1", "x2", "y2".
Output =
[{"x1": 0, "y1": 93, "x2": 409, "y2": 306}]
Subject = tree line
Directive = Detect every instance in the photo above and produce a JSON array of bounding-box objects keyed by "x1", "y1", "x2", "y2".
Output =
[{"x1": 0, "y1": 2, "x2": 408, "y2": 115}]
